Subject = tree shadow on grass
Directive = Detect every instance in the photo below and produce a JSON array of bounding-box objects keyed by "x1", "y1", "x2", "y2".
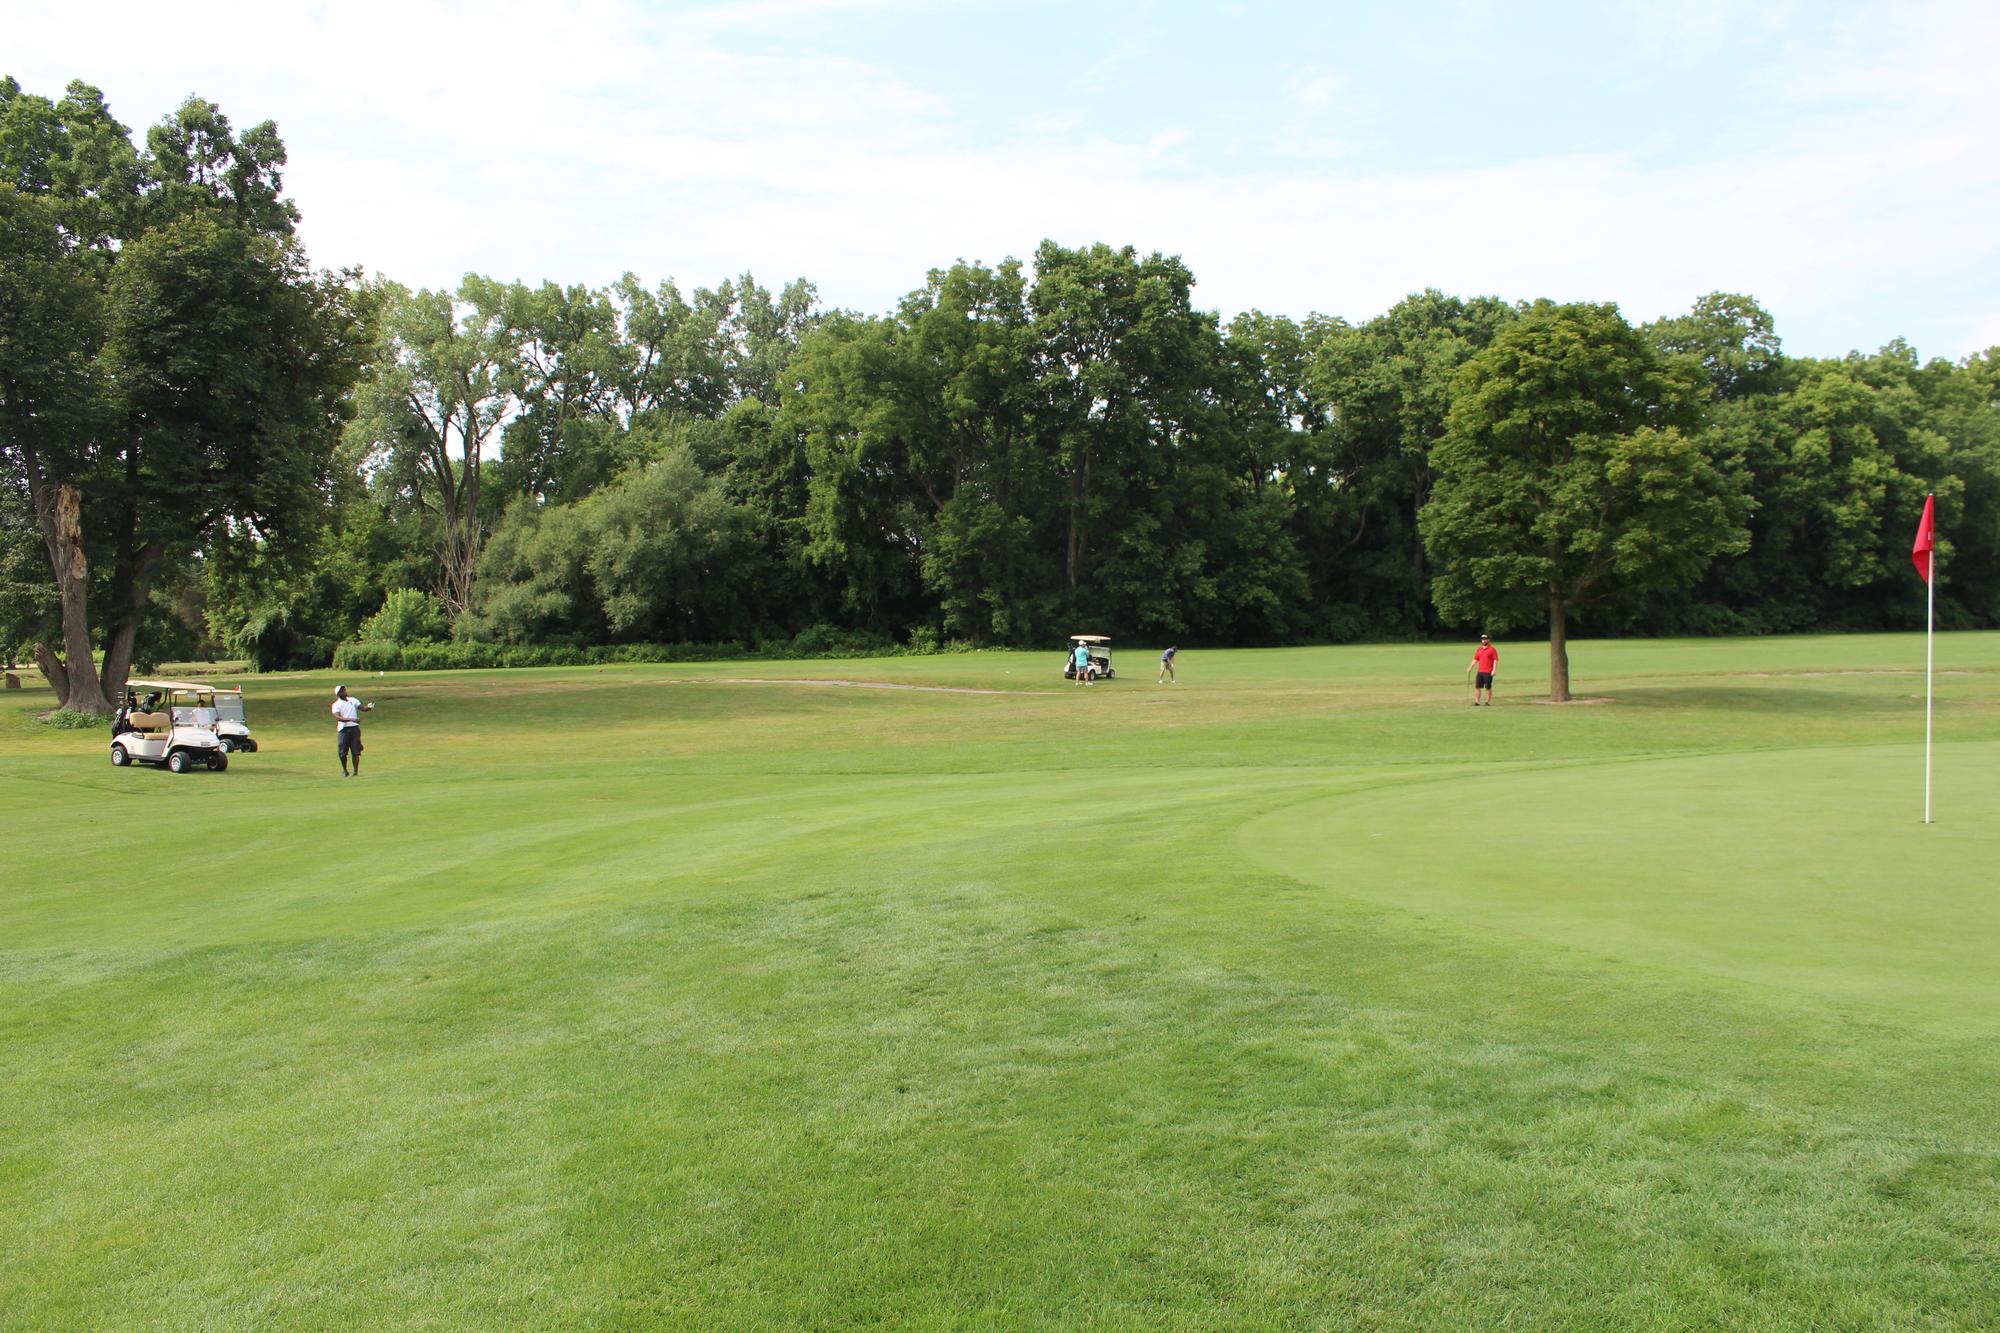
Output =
[{"x1": 1613, "y1": 684, "x2": 1916, "y2": 720}]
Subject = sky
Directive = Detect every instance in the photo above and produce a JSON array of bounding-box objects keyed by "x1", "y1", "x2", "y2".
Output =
[{"x1": 10, "y1": 0, "x2": 1999, "y2": 360}]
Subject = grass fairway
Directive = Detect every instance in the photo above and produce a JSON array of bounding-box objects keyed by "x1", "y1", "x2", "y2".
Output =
[{"x1": 4, "y1": 635, "x2": 1999, "y2": 1329}]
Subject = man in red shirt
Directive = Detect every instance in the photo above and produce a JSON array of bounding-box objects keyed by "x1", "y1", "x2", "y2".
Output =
[{"x1": 1469, "y1": 633, "x2": 1498, "y2": 706}]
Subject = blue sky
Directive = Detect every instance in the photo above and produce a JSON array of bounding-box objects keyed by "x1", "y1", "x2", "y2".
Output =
[{"x1": 11, "y1": 0, "x2": 1998, "y2": 359}]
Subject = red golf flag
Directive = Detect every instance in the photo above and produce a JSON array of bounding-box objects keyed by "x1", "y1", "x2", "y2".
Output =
[{"x1": 1912, "y1": 493, "x2": 1937, "y2": 584}]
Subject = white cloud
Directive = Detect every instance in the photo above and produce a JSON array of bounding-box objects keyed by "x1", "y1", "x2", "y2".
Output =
[
  {"x1": 8, "y1": 0, "x2": 1998, "y2": 358},
  {"x1": 1288, "y1": 69, "x2": 1339, "y2": 112}
]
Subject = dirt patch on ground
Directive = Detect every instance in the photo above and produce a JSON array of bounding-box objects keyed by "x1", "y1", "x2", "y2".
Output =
[
  {"x1": 1524, "y1": 695, "x2": 1617, "y2": 706},
  {"x1": 425, "y1": 674, "x2": 1046, "y2": 700},
  {"x1": 708, "y1": 677, "x2": 1033, "y2": 697},
  {"x1": 448, "y1": 677, "x2": 659, "y2": 698}
]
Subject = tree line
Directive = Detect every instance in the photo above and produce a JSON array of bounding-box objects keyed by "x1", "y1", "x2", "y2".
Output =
[{"x1": 6, "y1": 79, "x2": 1999, "y2": 708}]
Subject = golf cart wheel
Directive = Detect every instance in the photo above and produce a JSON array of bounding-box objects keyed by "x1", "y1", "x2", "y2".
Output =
[
  {"x1": 208, "y1": 751, "x2": 229, "y2": 772},
  {"x1": 218, "y1": 738, "x2": 234, "y2": 752},
  {"x1": 166, "y1": 749, "x2": 191, "y2": 774},
  {"x1": 110, "y1": 744, "x2": 131, "y2": 767}
]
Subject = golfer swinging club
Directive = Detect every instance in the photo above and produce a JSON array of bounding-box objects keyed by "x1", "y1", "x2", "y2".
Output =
[
  {"x1": 1468, "y1": 633, "x2": 1498, "y2": 706},
  {"x1": 332, "y1": 684, "x2": 375, "y2": 776}
]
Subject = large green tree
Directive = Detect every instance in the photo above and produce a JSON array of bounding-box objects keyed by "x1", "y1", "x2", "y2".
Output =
[
  {"x1": 1918, "y1": 348, "x2": 2000, "y2": 626},
  {"x1": 1029, "y1": 240, "x2": 1300, "y2": 640},
  {"x1": 0, "y1": 483, "x2": 49, "y2": 665},
  {"x1": 0, "y1": 77, "x2": 357, "y2": 710},
  {"x1": 1652, "y1": 338, "x2": 1963, "y2": 635},
  {"x1": 788, "y1": 260, "x2": 1053, "y2": 642},
  {"x1": 0, "y1": 80, "x2": 128, "y2": 705},
  {"x1": 619, "y1": 271, "x2": 818, "y2": 419},
  {"x1": 1645, "y1": 291, "x2": 1782, "y2": 403},
  {"x1": 348, "y1": 277, "x2": 513, "y2": 620},
  {"x1": 1421, "y1": 301, "x2": 1749, "y2": 700},
  {"x1": 93, "y1": 216, "x2": 360, "y2": 692},
  {"x1": 1308, "y1": 291, "x2": 1517, "y2": 637},
  {"x1": 491, "y1": 280, "x2": 626, "y2": 506},
  {"x1": 784, "y1": 310, "x2": 933, "y2": 632},
  {"x1": 470, "y1": 447, "x2": 756, "y2": 645},
  {"x1": 0, "y1": 177, "x2": 101, "y2": 696},
  {"x1": 1030, "y1": 241, "x2": 1208, "y2": 609}
]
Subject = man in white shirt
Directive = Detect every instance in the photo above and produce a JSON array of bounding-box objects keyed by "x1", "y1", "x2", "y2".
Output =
[{"x1": 332, "y1": 684, "x2": 374, "y2": 777}]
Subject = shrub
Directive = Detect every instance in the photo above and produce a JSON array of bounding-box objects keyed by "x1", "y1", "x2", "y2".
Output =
[
  {"x1": 40, "y1": 709, "x2": 110, "y2": 729},
  {"x1": 781, "y1": 624, "x2": 900, "y2": 658},
  {"x1": 1660, "y1": 604, "x2": 1770, "y2": 637},
  {"x1": 357, "y1": 589, "x2": 449, "y2": 645},
  {"x1": 330, "y1": 623, "x2": 1025, "y2": 674},
  {"x1": 1312, "y1": 604, "x2": 1377, "y2": 645},
  {"x1": 236, "y1": 618, "x2": 335, "y2": 672},
  {"x1": 333, "y1": 641, "x2": 401, "y2": 672},
  {"x1": 330, "y1": 632, "x2": 952, "y2": 673}
]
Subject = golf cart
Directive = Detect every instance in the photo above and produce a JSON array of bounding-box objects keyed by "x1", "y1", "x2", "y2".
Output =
[
  {"x1": 110, "y1": 679, "x2": 230, "y2": 773},
  {"x1": 1063, "y1": 634, "x2": 1115, "y2": 681},
  {"x1": 209, "y1": 685, "x2": 258, "y2": 753}
]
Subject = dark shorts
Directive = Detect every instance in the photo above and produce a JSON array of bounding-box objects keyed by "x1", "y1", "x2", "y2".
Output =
[
  {"x1": 338, "y1": 726, "x2": 363, "y2": 759},
  {"x1": 1475, "y1": 672, "x2": 1494, "y2": 689}
]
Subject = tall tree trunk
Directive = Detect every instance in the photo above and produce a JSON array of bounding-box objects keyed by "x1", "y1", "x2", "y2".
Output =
[
  {"x1": 438, "y1": 519, "x2": 470, "y2": 619},
  {"x1": 1548, "y1": 589, "x2": 1571, "y2": 703},
  {"x1": 1411, "y1": 461, "x2": 1431, "y2": 614},
  {"x1": 98, "y1": 537, "x2": 165, "y2": 704},
  {"x1": 34, "y1": 482, "x2": 111, "y2": 712},
  {"x1": 460, "y1": 409, "x2": 482, "y2": 616},
  {"x1": 98, "y1": 620, "x2": 142, "y2": 704},
  {"x1": 428, "y1": 393, "x2": 485, "y2": 621},
  {"x1": 437, "y1": 506, "x2": 481, "y2": 621},
  {"x1": 1065, "y1": 468, "x2": 1082, "y2": 592},
  {"x1": 32, "y1": 641, "x2": 69, "y2": 701}
]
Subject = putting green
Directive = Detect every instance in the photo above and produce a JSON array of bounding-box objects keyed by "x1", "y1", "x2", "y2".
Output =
[{"x1": 1241, "y1": 741, "x2": 2000, "y2": 1028}]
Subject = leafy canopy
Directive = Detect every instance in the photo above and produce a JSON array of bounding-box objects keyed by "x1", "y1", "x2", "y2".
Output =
[{"x1": 1421, "y1": 301, "x2": 1750, "y2": 637}]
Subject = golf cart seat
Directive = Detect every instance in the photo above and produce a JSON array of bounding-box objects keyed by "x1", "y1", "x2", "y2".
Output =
[{"x1": 127, "y1": 711, "x2": 170, "y2": 733}]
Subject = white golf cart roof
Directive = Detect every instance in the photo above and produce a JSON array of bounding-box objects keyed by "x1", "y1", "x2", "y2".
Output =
[
  {"x1": 125, "y1": 678, "x2": 245, "y2": 693},
  {"x1": 1069, "y1": 635, "x2": 1112, "y2": 644}
]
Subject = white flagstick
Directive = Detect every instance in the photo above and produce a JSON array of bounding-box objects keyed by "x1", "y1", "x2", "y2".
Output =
[{"x1": 1924, "y1": 548, "x2": 1935, "y2": 825}]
